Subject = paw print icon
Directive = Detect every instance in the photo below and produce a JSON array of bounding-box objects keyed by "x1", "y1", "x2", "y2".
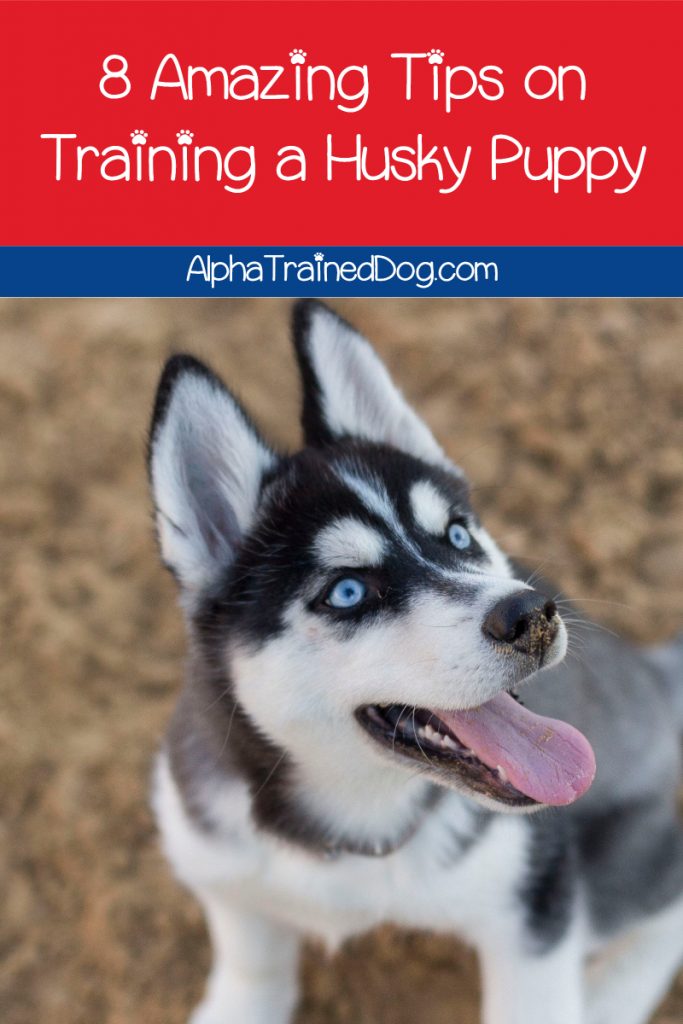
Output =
[
  {"x1": 130, "y1": 129, "x2": 148, "y2": 145},
  {"x1": 289, "y1": 49, "x2": 307, "y2": 65},
  {"x1": 427, "y1": 49, "x2": 445, "y2": 65},
  {"x1": 176, "y1": 129, "x2": 194, "y2": 145},
  {"x1": 313, "y1": 252, "x2": 324, "y2": 262}
]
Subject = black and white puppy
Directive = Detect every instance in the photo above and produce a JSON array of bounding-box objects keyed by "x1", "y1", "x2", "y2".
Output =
[{"x1": 148, "y1": 301, "x2": 683, "y2": 1024}]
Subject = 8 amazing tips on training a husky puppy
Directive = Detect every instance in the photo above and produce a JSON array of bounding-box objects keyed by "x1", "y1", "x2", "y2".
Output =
[{"x1": 148, "y1": 301, "x2": 683, "y2": 1024}]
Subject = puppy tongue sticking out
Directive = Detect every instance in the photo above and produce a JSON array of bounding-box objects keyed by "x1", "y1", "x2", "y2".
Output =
[{"x1": 436, "y1": 692, "x2": 596, "y2": 805}]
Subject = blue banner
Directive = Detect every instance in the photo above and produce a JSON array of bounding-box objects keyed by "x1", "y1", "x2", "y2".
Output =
[{"x1": 1, "y1": 247, "x2": 681, "y2": 297}]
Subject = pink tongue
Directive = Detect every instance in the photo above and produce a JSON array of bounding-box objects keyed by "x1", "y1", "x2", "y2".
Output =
[{"x1": 436, "y1": 692, "x2": 596, "y2": 806}]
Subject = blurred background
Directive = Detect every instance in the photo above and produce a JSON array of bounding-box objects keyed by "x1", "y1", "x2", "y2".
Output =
[{"x1": 1, "y1": 297, "x2": 682, "y2": 1024}]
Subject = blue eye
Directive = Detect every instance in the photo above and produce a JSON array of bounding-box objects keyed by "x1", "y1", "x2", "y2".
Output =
[
  {"x1": 448, "y1": 522, "x2": 472, "y2": 550},
  {"x1": 326, "y1": 577, "x2": 367, "y2": 609}
]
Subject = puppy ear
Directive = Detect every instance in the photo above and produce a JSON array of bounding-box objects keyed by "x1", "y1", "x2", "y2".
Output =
[
  {"x1": 148, "y1": 355, "x2": 276, "y2": 593},
  {"x1": 292, "y1": 300, "x2": 448, "y2": 465}
]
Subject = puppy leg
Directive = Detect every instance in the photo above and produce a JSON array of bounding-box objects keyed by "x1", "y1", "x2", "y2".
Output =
[
  {"x1": 479, "y1": 926, "x2": 584, "y2": 1024},
  {"x1": 586, "y1": 893, "x2": 683, "y2": 1024},
  {"x1": 189, "y1": 889, "x2": 300, "y2": 1024}
]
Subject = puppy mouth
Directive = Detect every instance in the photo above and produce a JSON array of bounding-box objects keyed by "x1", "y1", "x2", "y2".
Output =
[{"x1": 356, "y1": 692, "x2": 596, "y2": 809}]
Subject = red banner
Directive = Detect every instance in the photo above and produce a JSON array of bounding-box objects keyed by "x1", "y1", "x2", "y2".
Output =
[{"x1": 2, "y1": 0, "x2": 681, "y2": 245}]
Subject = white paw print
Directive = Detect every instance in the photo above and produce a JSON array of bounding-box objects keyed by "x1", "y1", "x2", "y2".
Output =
[
  {"x1": 289, "y1": 49, "x2": 307, "y2": 65},
  {"x1": 427, "y1": 49, "x2": 445, "y2": 65},
  {"x1": 313, "y1": 252, "x2": 324, "y2": 262},
  {"x1": 176, "y1": 129, "x2": 194, "y2": 145},
  {"x1": 130, "y1": 129, "x2": 148, "y2": 145}
]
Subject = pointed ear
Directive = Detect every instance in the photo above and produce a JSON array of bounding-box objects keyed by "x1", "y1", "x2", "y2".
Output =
[
  {"x1": 148, "y1": 355, "x2": 276, "y2": 594},
  {"x1": 292, "y1": 300, "x2": 448, "y2": 466}
]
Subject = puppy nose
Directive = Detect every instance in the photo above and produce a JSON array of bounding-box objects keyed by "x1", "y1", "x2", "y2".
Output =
[{"x1": 483, "y1": 590, "x2": 559, "y2": 657}]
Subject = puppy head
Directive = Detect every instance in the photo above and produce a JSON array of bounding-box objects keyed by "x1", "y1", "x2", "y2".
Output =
[{"x1": 149, "y1": 303, "x2": 593, "y2": 831}]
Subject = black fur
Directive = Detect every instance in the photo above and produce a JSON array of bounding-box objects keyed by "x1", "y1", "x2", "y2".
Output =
[
  {"x1": 292, "y1": 298, "x2": 339, "y2": 447},
  {"x1": 192, "y1": 440, "x2": 481, "y2": 649},
  {"x1": 520, "y1": 810, "x2": 577, "y2": 950},
  {"x1": 147, "y1": 351, "x2": 276, "y2": 483},
  {"x1": 444, "y1": 808, "x2": 492, "y2": 867},
  {"x1": 293, "y1": 298, "x2": 380, "y2": 449},
  {"x1": 576, "y1": 803, "x2": 683, "y2": 935}
]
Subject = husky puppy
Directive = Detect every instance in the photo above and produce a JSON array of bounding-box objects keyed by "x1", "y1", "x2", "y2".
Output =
[{"x1": 148, "y1": 301, "x2": 683, "y2": 1024}]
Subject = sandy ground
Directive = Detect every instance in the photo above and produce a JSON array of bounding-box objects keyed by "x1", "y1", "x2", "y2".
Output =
[{"x1": 1, "y1": 297, "x2": 683, "y2": 1024}]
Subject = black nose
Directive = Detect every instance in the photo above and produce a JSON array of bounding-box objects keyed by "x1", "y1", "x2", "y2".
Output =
[{"x1": 483, "y1": 590, "x2": 559, "y2": 658}]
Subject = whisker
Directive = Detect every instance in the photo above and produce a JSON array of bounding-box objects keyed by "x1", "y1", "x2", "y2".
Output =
[
  {"x1": 412, "y1": 707, "x2": 436, "y2": 770},
  {"x1": 252, "y1": 750, "x2": 287, "y2": 799},
  {"x1": 203, "y1": 685, "x2": 232, "y2": 715},
  {"x1": 392, "y1": 704, "x2": 410, "y2": 754},
  {"x1": 563, "y1": 618, "x2": 620, "y2": 640},
  {"x1": 556, "y1": 596, "x2": 635, "y2": 611},
  {"x1": 213, "y1": 699, "x2": 239, "y2": 767}
]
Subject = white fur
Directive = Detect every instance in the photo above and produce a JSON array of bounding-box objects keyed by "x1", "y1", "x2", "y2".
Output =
[
  {"x1": 315, "y1": 517, "x2": 386, "y2": 569},
  {"x1": 188, "y1": 897, "x2": 299, "y2": 1024},
  {"x1": 586, "y1": 894, "x2": 683, "y2": 1024},
  {"x1": 150, "y1": 371, "x2": 274, "y2": 593},
  {"x1": 335, "y1": 464, "x2": 462, "y2": 576},
  {"x1": 228, "y1": 575, "x2": 566, "y2": 848},
  {"x1": 335, "y1": 465, "x2": 402, "y2": 530},
  {"x1": 154, "y1": 752, "x2": 545, "y2": 978},
  {"x1": 305, "y1": 305, "x2": 451, "y2": 467},
  {"x1": 410, "y1": 479, "x2": 451, "y2": 534},
  {"x1": 335, "y1": 466, "x2": 437, "y2": 570},
  {"x1": 157, "y1": 749, "x2": 676, "y2": 1024},
  {"x1": 470, "y1": 523, "x2": 514, "y2": 578},
  {"x1": 480, "y1": 920, "x2": 585, "y2": 1024}
]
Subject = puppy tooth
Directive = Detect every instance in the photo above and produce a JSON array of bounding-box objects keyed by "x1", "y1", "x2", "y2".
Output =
[
  {"x1": 496, "y1": 765, "x2": 508, "y2": 782},
  {"x1": 442, "y1": 735, "x2": 458, "y2": 751},
  {"x1": 423, "y1": 724, "x2": 435, "y2": 739}
]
